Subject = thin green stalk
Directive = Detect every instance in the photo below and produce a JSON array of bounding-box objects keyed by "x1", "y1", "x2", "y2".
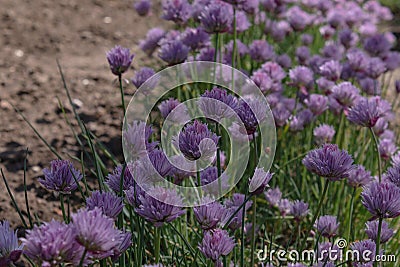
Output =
[
  {"x1": 232, "y1": 8, "x2": 237, "y2": 68},
  {"x1": 23, "y1": 148, "x2": 33, "y2": 228},
  {"x1": 155, "y1": 227, "x2": 161, "y2": 263},
  {"x1": 240, "y1": 195, "x2": 246, "y2": 267},
  {"x1": 118, "y1": 74, "x2": 126, "y2": 116},
  {"x1": 347, "y1": 187, "x2": 357, "y2": 242},
  {"x1": 197, "y1": 170, "x2": 202, "y2": 198},
  {"x1": 369, "y1": 128, "x2": 382, "y2": 182},
  {"x1": 1, "y1": 169, "x2": 28, "y2": 228},
  {"x1": 216, "y1": 122, "x2": 222, "y2": 196},
  {"x1": 78, "y1": 249, "x2": 87, "y2": 267},
  {"x1": 374, "y1": 218, "x2": 383, "y2": 267},
  {"x1": 250, "y1": 133, "x2": 259, "y2": 267},
  {"x1": 60, "y1": 194, "x2": 68, "y2": 223},
  {"x1": 223, "y1": 195, "x2": 252, "y2": 229}
]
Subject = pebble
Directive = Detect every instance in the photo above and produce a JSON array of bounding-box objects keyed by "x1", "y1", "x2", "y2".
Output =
[{"x1": 103, "y1": 16, "x2": 112, "y2": 24}]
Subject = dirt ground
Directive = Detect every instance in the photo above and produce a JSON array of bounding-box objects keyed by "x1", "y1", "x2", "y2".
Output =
[{"x1": 0, "y1": 0, "x2": 165, "y2": 227}]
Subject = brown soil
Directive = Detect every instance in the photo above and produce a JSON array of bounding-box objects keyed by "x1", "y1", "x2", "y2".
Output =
[{"x1": 0, "y1": 0, "x2": 164, "y2": 227}]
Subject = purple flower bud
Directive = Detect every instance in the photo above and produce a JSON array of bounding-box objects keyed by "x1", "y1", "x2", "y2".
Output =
[
  {"x1": 361, "y1": 181, "x2": 400, "y2": 219},
  {"x1": 338, "y1": 29, "x2": 358, "y2": 49},
  {"x1": 365, "y1": 220, "x2": 394, "y2": 244},
  {"x1": 0, "y1": 221, "x2": 22, "y2": 266},
  {"x1": 302, "y1": 144, "x2": 354, "y2": 181},
  {"x1": 161, "y1": 0, "x2": 191, "y2": 24},
  {"x1": 276, "y1": 54, "x2": 292, "y2": 68},
  {"x1": 181, "y1": 28, "x2": 210, "y2": 51},
  {"x1": 295, "y1": 46, "x2": 310, "y2": 65},
  {"x1": 39, "y1": 159, "x2": 83, "y2": 194},
  {"x1": 314, "y1": 215, "x2": 339, "y2": 238},
  {"x1": 272, "y1": 104, "x2": 291, "y2": 127},
  {"x1": 236, "y1": 98, "x2": 268, "y2": 134},
  {"x1": 331, "y1": 82, "x2": 359, "y2": 110},
  {"x1": 73, "y1": 208, "x2": 124, "y2": 258},
  {"x1": 249, "y1": 168, "x2": 274, "y2": 195},
  {"x1": 193, "y1": 201, "x2": 228, "y2": 230},
  {"x1": 148, "y1": 149, "x2": 174, "y2": 177},
  {"x1": 301, "y1": 34, "x2": 313, "y2": 45},
  {"x1": 249, "y1": 40, "x2": 274, "y2": 63},
  {"x1": 86, "y1": 190, "x2": 124, "y2": 219},
  {"x1": 159, "y1": 40, "x2": 189, "y2": 65},
  {"x1": 199, "y1": 87, "x2": 239, "y2": 121},
  {"x1": 286, "y1": 6, "x2": 312, "y2": 31},
  {"x1": 305, "y1": 94, "x2": 328, "y2": 116},
  {"x1": 264, "y1": 187, "x2": 282, "y2": 207},
  {"x1": 177, "y1": 120, "x2": 219, "y2": 160},
  {"x1": 123, "y1": 121, "x2": 158, "y2": 159},
  {"x1": 278, "y1": 199, "x2": 292, "y2": 217},
  {"x1": 347, "y1": 165, "x2": 373, "y2": 188},
  {"x1": 364, "y1": 34, "x2": 392, "y2": 57},
  {"x1": 158, "y1": 98, "x2": 181, "y2": 119},
  {"x1": 322, "y1": 43, "x2": 344, "y2": 61},
  {"x1": 289, "y1": 109, "x2": 313, "y2": 132},
  {"x1": 289, "y1": 66, "x2": 314, "y2": 87},
  {"x1": 290, "y1": 200, "x2": 309, "y2": 221},
  {"x1": 22, "y1": 220, "x2": 87, "y2": 266},
  {"x1": 134, "y1": 0, "x2": 151, "y2": 16},
  {"x1": 346, "y1": 50, "x2": 369, "y2": 73},
  {"x1": 200, "y1": 2, "x2": 233, "y2": 34},
  {"x1": 140, "y1": 28, "x2": 166, "y2": 56},
  {"x1": 348, "y1": 96, "x2": 390, "y2": 127},
  {"x1": 313, "y1": 124, "x2": 335, "y2": 146},
  {"x1": 106, "y1": 45, "x2": 134, "y2": 76},
  {"x1": 319, "y1": 60, "x2": 342, "y2": 81},
  {"x1": 135, "y1": 187, "x2": 186, "y2": 227},
  {"x1": 131, "y1": 67, "x2": 155, "y2": 89},
  {"x1": 385, "y1": 164, "x2": 400, "y2": 188},
  {"x1": 198, "y1": 229, "x2": 235, "y2": 263}
]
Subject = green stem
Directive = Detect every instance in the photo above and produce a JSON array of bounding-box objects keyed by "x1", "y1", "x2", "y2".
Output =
[
  {"x1": 216, "y1": 123, "x2": 222, "y2": 196},
  {"x1": 79, "y1": 249, "x2": 87, "y2": 267},
  {"x1": 374, "y1": 218, "x2": 383, "y2": 267},
  {"x1": 232, "y1": 8, "x2": 237, "y2": 68},
  {"x1": 118, "y1": 74, "x2": 126, "y2": 116},
  {"x1": 250, "y1": 133, "x2": 258, "y2": 267},
  {"x1": 369, "y1": 128, "x2": 382, "y2": 182},
  {"x1": 60, "y1": 194, "x2": 68, "y2": 223},
  {"x1": 347, "y1": 187, "x2": 357, "y2": 242},
  {"x1": 240, "y1": 193, "x2": 247, "y2": 267},
  {"x1": 155, "y1": 227, "x2": 161, "y2": 263},
  {"x1": 23, "y1": 149, "x2": 33, "y2": 228}
]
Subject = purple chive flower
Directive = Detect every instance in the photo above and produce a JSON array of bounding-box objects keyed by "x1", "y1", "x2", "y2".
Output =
[
  {"x1": 229, "y1": 11, "x2": 251, "y2": 33},
  {"x1": 198, "y1": 229, "x2": 235, "y2": 264},
  {"x1": 135, "y1": 187, "x2": 186, "y2": 227},
  {"x1": 0, "y1": 221, "x2": 23, "y2": 266},
  {"x1": 272, "y1": 104, "x2": 291, "y2": 127},
  {"x1": 197, "y1": 46, "x2": 216, "y2": 61},
  {"x1": 302, "y1": 144, "x2": 354, "y2": 181},
  {"x1": 339, "y1": 29, "x2": 359, "y2": 49},
  {"x1": 235, "y1": 98, "x2": 267, "y2": 135},
  {"x1": 301, "y1": 34, "x2": 313, "y2": 45},
  {"x1": 286, "y1": 6, "x2": 312, "y2": 31},
  {"x1": 331, "y1": 82, "x2": 359, "y2": 110},
  {"x1": 199, "y1": 87, "x2": 238, "y2": 121},
  {"x1": 139, "y1": 28, "x2": 166, "y2": 56},
  {"x1": 364, "y1": 34, "x2": 392, "y2": 57},
  {"x1": 111, "y1": 232, "x2": 132, "y2": 261},
  {"x1": 39, "y1": 159, "x2": 83, "y2": 194},
  {"x1": 289, "y1": 66, "x2": 314, "y2": 87},
  {"x1": 350, "y1": 240, "x2": 377, "y2": 264},
  {"x1": 22, "y1": 220, "x2": 87, "y2": 266},
  {"x1": 123, "y1": 120, "x2": 158, "y2": 159},
  {"x1": 348, "y1": 165, "x2": 374, "y2": 188},
  {"x1": 193, "y1": 201, "x2": 229, "y2": 231},
  {"x1": 290, "y1": 109, "x2": 313, "y2": 132},
  {"x1": 134, "y1": 0, "x2": 151, "y2": 16},
  {"x1": 361, "y1": 181, "x2": 400, "y2": 219},
  {"x1": 346, "y1": 50, "x2": 369, "y2": 73},
  {"x1": 148, "y1": 149, "x2": 174, "y2": 177},
  {"x1": 305, "y1": 94, "x2": 328, "y2": 116},
  {"x1": 223, "y1": 39, "x2": 248, "y2": 65},
  {"x1": 366, "y1": 57, "x2": 387, "y2": 79},
  {"x1": 251, "y1": 71, "x2": 273, "y2": 94},
  {"x1": 296, "y1": 46, "x2": 311, "y2": 65},
  {"x1": 382, "y1": 51, "x2": 400, "y2": 71},
  {"x1": 313, "y1": 124, "x2": 335, "y2": 146},
  {"x1": 264, "y1": 187, "x2": 282, "y2": 207},
  {"x1": 261, "y1": 61, "x2": 286, "y2": 82},
  {"x1": 278, "y1": 199, "x2": 292, "y2": 217},
  {"x1": 373, "y1": 118, "x2": 388, "y2": 137},
  {"x1": 319, "y1": 60, "x2": 342, "y2": 82},
  {"x1": 348, "y1": 96, "x2": 389, "y2": 128},
  {"x1": 199, "y1": 167, "x2": 230, "y2": 195},
  {"x1": 365, "y1": 220, "x2": 394, "y2": 244},
  {"x1": 86, "y1": 190, "x2": 124, "y2": 219},
  {"x1": 359, "y1": 77, "x2": 381, "y2": 95},
  {"x1": 379, "y1": 139, "x2": 397, "y2": 161},
  {"x1": 181, "y1": 28, "x2": 210, "y2": 51},
  {"x1": 158, "y1": 98, "x2": 183, "y2": 120},
  {"x1": 72, "y1": 208, "x2": 122, "y2": 258},
  {"x1": 224, "y1": 194, "x2": 252, "y2": 230},
  {"x1": 290, "y1": 200, "x2": 309, "y2": 221},
  {"x1": 249, "y1": 40, "x2": 275, "y2": 63},
  {"x1": 131, "y1": 67, "x2": 155, "y2": 89},
  {"x1": 178, "y1": 120, "x2": 219, "y2": 160},
  {"x1": 249, "y1": 168, "x2": 274, "y2": 195},
  {"x1": 200, "y1": 1, "x2": 233, "y2": 34},
  {"x1": 316, "y1": 77, "x2": 335, "y2": 94},
  {"x1": 276, "y1": 54, "x2": 292, "y2": 69},
  {"x1": 314, "y1": 215, "x2": 339, "y2": 238},
  {"x1": 385, "y1": 164, "x2": 400, "y2": 187},
  {"x1": 322, "y1": 44, "x2": 344, "y2": 61},
  {"x1": 106, "y1": 45, "x2": 134, "y2": 76},
  {"x1": 161, "y1": 0, "x2": 191, "y2": 24},
  {"x1": 105, "y1": 163, "x2": 138, "y2": 193},
  {"x1": 159, "y1": 40, "x2": 189, "y2": 65}
]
